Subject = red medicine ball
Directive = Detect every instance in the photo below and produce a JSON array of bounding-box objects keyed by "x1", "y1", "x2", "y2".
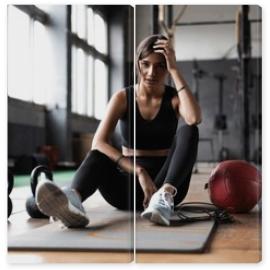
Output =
[{"x1": 207, "y1": 160, "x2": 261, "y2": 213}]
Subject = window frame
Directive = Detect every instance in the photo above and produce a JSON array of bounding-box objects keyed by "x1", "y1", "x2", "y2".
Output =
[
  {"x1": 8, "y1": 5, "x2": 50, "y2": 106},
  {"x1": 70, "y1": 5, "x2": 109, "y2": 119}
]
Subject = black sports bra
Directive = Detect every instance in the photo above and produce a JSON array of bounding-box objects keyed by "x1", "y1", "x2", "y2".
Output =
[{"x1": 119, "y1": 85, "x2": 178, "y2": 150}]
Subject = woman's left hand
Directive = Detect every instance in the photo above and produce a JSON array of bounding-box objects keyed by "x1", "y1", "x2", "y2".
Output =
[{"x1": 153, "y1": 39, "x2": 177, "y2": 73}]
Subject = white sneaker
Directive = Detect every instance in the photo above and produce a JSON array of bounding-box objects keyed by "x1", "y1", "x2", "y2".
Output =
[
  {"x1": 36, "y1": 180, "x2": 89, "y2": 228},
  {"x1": 141, "y1": 190, "x2": 174, "y2": 226}
]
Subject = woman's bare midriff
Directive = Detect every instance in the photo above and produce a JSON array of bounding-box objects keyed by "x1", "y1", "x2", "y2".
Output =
[{"x1": 122, "y1": 146, "x2": 169, "y2": 157}]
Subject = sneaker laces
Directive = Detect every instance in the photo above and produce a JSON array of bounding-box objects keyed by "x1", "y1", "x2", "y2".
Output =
[{"x1": 157, "y1": 191, "x2": 174, "y2": 210}]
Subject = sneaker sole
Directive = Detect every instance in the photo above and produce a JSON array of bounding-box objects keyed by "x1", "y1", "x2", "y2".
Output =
[
  {"x1": 141, "y1": 209, "x2": 170, "y2": 226},
  {"x1": 151, "y1": 209, "x2": 170, "y2": 226},
  {"x1": 36, "y1": 181, "x2": 89, "y2": 228}
]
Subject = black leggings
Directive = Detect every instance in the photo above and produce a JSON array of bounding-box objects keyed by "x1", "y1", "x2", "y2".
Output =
[{"x1": 71, "y1": 124, "x2": 199, "y2": 211}]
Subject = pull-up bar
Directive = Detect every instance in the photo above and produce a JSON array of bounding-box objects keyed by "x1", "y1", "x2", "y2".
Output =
[{"x1": 175, "y1": 19, "x2": 261, "y2": 27}]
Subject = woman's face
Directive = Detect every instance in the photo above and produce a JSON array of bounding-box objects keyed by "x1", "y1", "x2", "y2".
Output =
[{"x1": 138, "y1": 52, "x2": 168, "y2": 89}]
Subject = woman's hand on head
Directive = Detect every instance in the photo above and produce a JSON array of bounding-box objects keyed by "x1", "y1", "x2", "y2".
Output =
[
  {"x1": 153, "y1": 39, "x2": 177, "y2": 73},
  {"x1": 137, "y1": 168, "x2": 157, "y2": 209}
]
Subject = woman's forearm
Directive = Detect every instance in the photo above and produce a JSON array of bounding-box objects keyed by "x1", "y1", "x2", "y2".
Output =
[{"x1": 170, "y1": 68, "x2": 202, "y2": 125}]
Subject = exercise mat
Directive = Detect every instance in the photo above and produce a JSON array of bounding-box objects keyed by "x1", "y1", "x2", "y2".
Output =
[
  {"x1": 8, "y1": 206, "x2": 216, "y2": 252},
  {"x1": 136, "y1": 213, "x2": 216, "y2": 252}
]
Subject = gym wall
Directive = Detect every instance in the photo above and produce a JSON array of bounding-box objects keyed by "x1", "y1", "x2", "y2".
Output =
[
  {"x1": 177, "y1": 58, "x2": 261, "y2": 161},
  {"x1": 8, "y1": 5, "x2": 261, "y2": 164},
  {"x1": 136, "y1": 5, "x2": 261, "y2": 162},
  {"x1": 8, "y1": 5, "x2": 133, "y2": 165}
]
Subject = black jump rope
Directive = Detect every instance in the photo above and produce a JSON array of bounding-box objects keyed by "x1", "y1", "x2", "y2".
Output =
[{"x1": 173, "y1": 202, "x2": 235, "y2": 224}]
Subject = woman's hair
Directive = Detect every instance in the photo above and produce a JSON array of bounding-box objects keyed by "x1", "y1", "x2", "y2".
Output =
[{"x1": 136, "y1": 34, "x2": 168, "y2": 75}]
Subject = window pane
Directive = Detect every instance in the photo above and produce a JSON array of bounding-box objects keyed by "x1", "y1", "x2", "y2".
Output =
[
  {"x1": 71, "y1": 45, "x2": 77, "y2": 113},
  {"x1": 87, "y1": 7, "x2": 94, "y2": 45},
  {"x1": 8, "y1": 6, "x2": 31, "y2": 101},
  {"x1": 76, "y1": 48, "x2": 87, "y2": 115},
  {"x1": 94, "y1": 13, "x2": 107, "y2": 54},
  {"x1": 77, "y1": 5, "x2": 86, "y2": 40},
  {"x1": 71, "y1": 5, "x2": 77, "y2": 34},
  {"x1": 33, "y1": 20, "x2": 49, "y2": 105},
  {"x1": 94, "y1": 59, "x2": 108, "y2": 120},
  {"x1": 87, "y1": 55, "x2": 94, "y2": 116}
]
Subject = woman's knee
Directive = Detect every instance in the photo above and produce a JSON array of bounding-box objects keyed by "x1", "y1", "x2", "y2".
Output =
[
  {"x1": 88, "y1": 149, "x2": 107, "y2": 160},
  {"x1": 84, "y1": 149, "x2": 113, "y2": 166}
]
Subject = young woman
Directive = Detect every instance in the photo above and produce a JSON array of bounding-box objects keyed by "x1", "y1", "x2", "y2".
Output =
[{"x1": 36, "y1": 34, "x2": 201, "y2": 227}]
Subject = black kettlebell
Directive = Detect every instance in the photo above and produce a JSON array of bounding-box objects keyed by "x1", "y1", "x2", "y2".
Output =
[
  {"x1": 8, "y1": 197, "x2": 13, "y2": 218},
  {"x1": 8, "y1": 169, "x2": 14, "y2": 195},
  {"x1": 8, "y1": 169, "x2": 14, "y2": 218},
  {"x1": 26, "y1": 165, "x2": 53, "y2": 218}
]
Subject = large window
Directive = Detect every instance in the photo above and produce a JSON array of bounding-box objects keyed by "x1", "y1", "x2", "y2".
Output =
[
  {"x1": 8, "y1": 5, "x2": 49, "y2": 105},
  {"x1": 71, "y1": 5, "x2": 108, "y2": 120}
]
